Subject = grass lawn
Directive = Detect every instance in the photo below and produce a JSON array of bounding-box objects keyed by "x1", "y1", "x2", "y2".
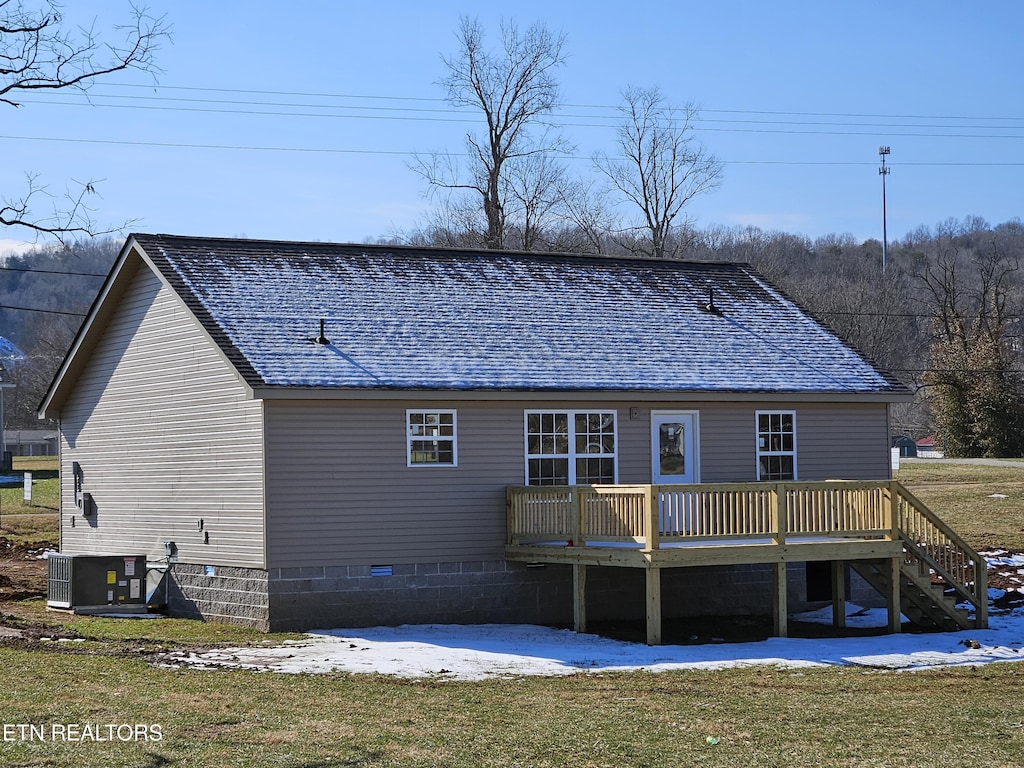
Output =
[
  {"x1": 0, "y1": 650, "x2": 1023, "y2": 768},
  {"x1": 896, "y1": 460, "x2": 1024, "y2": 550},
  {"x1": 0, "y1": 456, "x2": 59, "y2": 548},
  {"x1": 0, "y1": 458, "x2": 1022, "y2": 766}
]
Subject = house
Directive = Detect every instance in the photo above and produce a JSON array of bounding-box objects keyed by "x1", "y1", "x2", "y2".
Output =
[
  {"x1": 916, "y1": 435, "x2": 944, "y2": 459},
  {"x1": 0, "y1": 363, "x2": 13, "y2": 470},
  {"x1": 0, "y1": 338, "x2": 26, "y2": 469},
  {"x1": 39, "y1": 234, "x2": 987, "y2": 641},
  {"x1": 4, "y1": 429, "x2": 58, "y2": 457}
]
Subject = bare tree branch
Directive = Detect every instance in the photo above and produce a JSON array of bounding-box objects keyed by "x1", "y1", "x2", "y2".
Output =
[{"x1": 0, "y1": 1, "x2": 170, "y2": 240}]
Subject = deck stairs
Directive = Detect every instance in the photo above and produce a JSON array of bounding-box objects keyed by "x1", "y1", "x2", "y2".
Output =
[
  {"x1": 852, "y1": 482, "x2": 988, "y2": 631},
  {"x1": 851, "y1": 558, "x2": 972, "y2": 630}
]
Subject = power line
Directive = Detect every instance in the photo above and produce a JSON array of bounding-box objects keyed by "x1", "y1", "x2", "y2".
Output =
[
  {"x1": 2, "y1": 132, "x2": 1024, "y2": 168},
  {"x1": 0, "y1": 265, "x2": 108, "y2": 278},
  {"x1": 0, "y1": 303, "x2": 87, "y2": 317},
  {"x1": 24, "y1": 91, "x2": 1024, "y2": 135},
  {"x1": 95, "y1": 82, "x2": 1024, "y2": 124},
  {"x1": 18, "y1": 95, "x2": 1024, "y2": 141}
]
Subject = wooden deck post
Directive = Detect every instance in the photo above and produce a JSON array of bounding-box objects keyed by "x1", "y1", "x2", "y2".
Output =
[
  {"x1": 645, "y1": 567, "x2": 662, "y2": 645},
  {"x1": 773, "y1": 562, "x2": 788, "y2": 637},
  {"x1": 887, "y1": 556, "x2": 902, "y2": 633},
  {"x1": 975, "y1": 556, "x2": 989, "y2": 629},
  {"x1": 831, "y1": 560, "x2": 846, "y2": 629},
  {"x1": 644, "y1": 485, "x2": 658, "y2": 551},
  {"x1": 570, "y1": 486, "x2": 583, "y2": 547},
  {"x1": 773, "y1": 483, "x2": 788, "y2": 545},
  {"x1": 573, "y1": 564, "x2": 587, "y2": 634}
]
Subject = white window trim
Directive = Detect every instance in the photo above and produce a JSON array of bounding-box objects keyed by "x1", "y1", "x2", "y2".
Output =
[
  {"x1": 755, "y1": 410, "x2": 797, "y2": 481},
  {"x1": 523, "y1": 410, "x2": 619, "y2": 485},
  {"x1": 406, "y1": 409, "x2": 458, "y2": 468}
]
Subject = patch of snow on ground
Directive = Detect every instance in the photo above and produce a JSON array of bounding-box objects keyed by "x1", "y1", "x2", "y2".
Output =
[{"x1": 160, "y1": 600, "x2": 1024, "y2": 681}]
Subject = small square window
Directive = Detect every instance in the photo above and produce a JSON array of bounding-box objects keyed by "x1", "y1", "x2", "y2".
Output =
[{"x1": 407, "y1": 410, "x2": 457, "y2": 467}]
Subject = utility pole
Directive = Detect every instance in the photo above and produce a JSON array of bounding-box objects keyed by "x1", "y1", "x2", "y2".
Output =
[{"x1": 878, "y1": 146, "x2": 890, "y2": 273}]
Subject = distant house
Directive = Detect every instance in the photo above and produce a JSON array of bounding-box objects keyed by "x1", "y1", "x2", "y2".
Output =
[
  {"x1": 39, "y1": 235, "x2": 986, "y2": 640},
  {"x1": 0, "y1": 363, "x2": 13, "y2": 469},
  {"x1": 4, "y1": 429, "x2": 58, "y2": 457},
  {"x1": 916, "y1": 436, "x2": 944, "y2": 459},
  {"x1": 0, "y1": 338, "x2": 26, "y2": 469}
]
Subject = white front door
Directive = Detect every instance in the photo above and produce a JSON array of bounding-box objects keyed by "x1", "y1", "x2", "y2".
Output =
[{"x1": 651, "y1": 411, "x2": 699, "y2": 484}]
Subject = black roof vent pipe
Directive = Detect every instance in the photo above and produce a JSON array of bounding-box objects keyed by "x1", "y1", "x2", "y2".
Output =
[
  {"x1": 703, "y1": 286, "x2": 724, "y2": 317},
  {"x1": 314, "y1": 318, "x2": 330, "y2": 345}
]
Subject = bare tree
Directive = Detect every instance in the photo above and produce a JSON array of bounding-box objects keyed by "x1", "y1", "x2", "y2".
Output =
[
  {"x1": 0, "y1": 1, "x2": 169, "y2": 241},
  {"x1": 414, "y1": 16, "x2": 568, "y2": 250},
  {"x1": 596, "y1": 87, "x2": 723, "y2": 259}
]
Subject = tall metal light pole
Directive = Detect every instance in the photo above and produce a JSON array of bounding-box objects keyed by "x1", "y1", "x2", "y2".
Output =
[{"x1": 878, "y1": 146, "x2": 890, "y2": 273}]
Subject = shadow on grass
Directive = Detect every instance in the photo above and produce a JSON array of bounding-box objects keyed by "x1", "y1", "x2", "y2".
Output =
[{"x1": 0, "y1": 469, "x2": 58, "y2": 484}]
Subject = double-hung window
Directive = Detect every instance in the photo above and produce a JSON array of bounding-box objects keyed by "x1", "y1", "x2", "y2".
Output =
[
  {"x1": 525, "y1": 411, "x2": 617, "y2": 485},
  {"x1": 407, "y1": 410, "x2": 457, "y2": 467},
  {"x1": 756, "y1": 410, "x2": 796, "y2": 480}
]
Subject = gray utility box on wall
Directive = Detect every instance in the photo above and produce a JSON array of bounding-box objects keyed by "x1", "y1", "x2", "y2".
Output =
[{"x1": 47, "y1": 554, "x2": 147, "y2": 610}]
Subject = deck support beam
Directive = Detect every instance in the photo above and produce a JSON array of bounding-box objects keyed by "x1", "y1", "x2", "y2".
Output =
[
  {"x1": 831, "y1": 560, "x2": 846, "y2": 629},
  {"x1": 773, "y1": 562, "x2": 788, "y2": 637},
  {"x1": 645, "y1": 568, "x2": 662, "y2": 645},
  {"x1": 886, "y1": 556, "x2": 902, "y2": 633},
  {"x1": 573, "y1": 564, "x2": 587, "y2": 634}
]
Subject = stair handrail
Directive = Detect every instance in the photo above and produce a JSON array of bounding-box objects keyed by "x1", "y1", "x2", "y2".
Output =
[{"x1": 891, "y1": 481, "x2": 988, "y2": 628}]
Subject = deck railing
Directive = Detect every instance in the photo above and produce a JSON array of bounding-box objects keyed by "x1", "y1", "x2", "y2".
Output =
[
  {"x1": 891, "y1": 483, "x2": 988, "y2": 626},
  {"x1": 507, "y1": 480, "x2": 897, "y2": 548}
]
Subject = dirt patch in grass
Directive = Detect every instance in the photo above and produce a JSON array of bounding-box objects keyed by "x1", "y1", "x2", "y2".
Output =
[{"x1": 0, "y1": 535, "x2": 52, "y2": 602}]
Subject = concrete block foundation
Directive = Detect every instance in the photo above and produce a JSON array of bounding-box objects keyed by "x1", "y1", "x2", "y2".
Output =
[{"x1": 160, "y1": 558, "x2": 885, "y2": 633}]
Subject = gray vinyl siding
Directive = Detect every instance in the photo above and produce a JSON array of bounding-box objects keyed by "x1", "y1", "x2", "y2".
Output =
[
  {"x1": 264, "y1": 398, "x2": 891, "y2": 567},
  {"x1": 264, "y1": 400, "x2": 521, "y2": 568},
  {"x1": 794, "y1": 402, "x2": 891, "y2": 480},
  {"x1": 58, "y1": 264, "x2": 265, "y2": 567}
]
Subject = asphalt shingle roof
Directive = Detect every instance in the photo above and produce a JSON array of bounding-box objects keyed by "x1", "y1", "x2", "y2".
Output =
[{"x1": 132, "y1": 234, "x2": 907, "y2": 395}]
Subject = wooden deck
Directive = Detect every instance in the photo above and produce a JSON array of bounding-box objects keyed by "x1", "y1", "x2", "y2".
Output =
[{"x1": 506, "y1": 481, "x2": 988, "y2": 644}]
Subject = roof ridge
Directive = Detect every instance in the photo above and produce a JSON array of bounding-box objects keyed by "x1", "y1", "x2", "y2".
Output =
[{"x1": 128, "y1": 233, "x2": 753, "y2": 270}]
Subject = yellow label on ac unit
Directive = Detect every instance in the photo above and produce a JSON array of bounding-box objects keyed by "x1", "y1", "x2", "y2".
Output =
[{"x1": 106, "y1": 571, "x2": 116, "y2": 585}]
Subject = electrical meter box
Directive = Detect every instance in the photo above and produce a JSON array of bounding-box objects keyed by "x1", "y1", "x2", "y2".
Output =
[{"x1": 47, "y1": 554, "x2": 148, "y2": 610}]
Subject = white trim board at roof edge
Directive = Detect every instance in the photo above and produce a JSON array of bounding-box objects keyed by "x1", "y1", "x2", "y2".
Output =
[{"x1": 248, "y1": 388, "x2": 912, "y2": 403}]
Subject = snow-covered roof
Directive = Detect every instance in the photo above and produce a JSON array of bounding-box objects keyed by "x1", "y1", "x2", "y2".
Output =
[{"x1": 131, "y1": 234, "x2": 907, "y2": 395}]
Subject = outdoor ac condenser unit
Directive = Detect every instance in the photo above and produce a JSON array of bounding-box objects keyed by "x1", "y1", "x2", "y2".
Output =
[{"x1": 47, "y1": 554, "x2": 147, "y2": 610}]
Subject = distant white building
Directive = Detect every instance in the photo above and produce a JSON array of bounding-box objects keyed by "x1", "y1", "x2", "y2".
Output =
[
  {"x1": 4, "y1": 429, "x2": 58, "y2": 456},
  {"x1": 915, "y1": 436, "x2": 944, "y2": 459}
]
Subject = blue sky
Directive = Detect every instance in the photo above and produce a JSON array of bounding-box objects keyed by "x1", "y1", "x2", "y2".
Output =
[{"x1": 1, "y1": 1, "x2": 1021, "y2": 252}]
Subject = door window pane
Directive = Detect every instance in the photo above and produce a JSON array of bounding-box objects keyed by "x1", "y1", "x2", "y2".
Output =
[{"x1": 658, "y1": 422, "x2": 687, "y2": 476}]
